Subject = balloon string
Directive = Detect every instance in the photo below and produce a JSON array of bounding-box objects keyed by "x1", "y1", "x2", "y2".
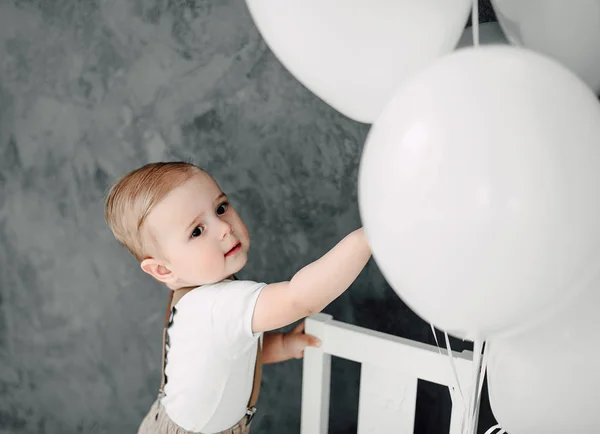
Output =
[
  {"x1": 443, "y1": 331, "x2": 467, "y2": 413},
  {"x1": 442, "y1": 332, "x2": 479, "y2": 434},
  {"x1": 472, "y1": 0, "x2": 480, "y2": 46},
  {"x1": 430, "y1": 325, "x2": 467, "y2": 433},
  {"x1": 431, "y1": 328, "x2": 488, "y2": 434},
  {"x1": 430, "y1": 325, "x2": 464, "y2": 402},
  {"x1": 474, "y1": 342, "x2": 489, "y2": 425},
  {"x1": 465, "y1": 339, "x2": 484, "y2": 434},
  {"x1": 430, "y1": 324, "x2": 456, "y2": 403}
]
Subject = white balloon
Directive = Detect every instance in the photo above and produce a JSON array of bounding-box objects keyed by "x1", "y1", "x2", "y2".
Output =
[
  {"x1": 245, "y1": 0, "x2": 471, "y2": 124},
  {"x1": 358, "y1": 46, "x2": 600, "y2": 341},
  {"x1": 487, "y1": 282, "x2": 600, "y2": 434},
  {"x1": 456, "y1": 22, "x2": 508, "y2": 49},
  {"x1": 492, "y1": 0, "x2": 600, "y2": 93}
]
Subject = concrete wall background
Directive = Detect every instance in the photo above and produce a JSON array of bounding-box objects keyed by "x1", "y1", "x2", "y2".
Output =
[{"x1": 0, "y1": 1, "x2": 497, "y2": 433}]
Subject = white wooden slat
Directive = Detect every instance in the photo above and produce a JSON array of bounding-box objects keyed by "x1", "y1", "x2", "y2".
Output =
[
  {"x1": 357, "y1": 363, "x2": 418, "y2": 434},
  {"x1": 301, "y1": 313, "x2": 333, "y2": 434},
  {"x1": 321, "y1": 318, "x2": 473, "y2": 388},
  {"x1": 449, "y1": 391, "x2": 467, "y2": 434}
]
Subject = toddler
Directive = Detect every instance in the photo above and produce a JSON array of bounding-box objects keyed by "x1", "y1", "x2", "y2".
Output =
[{"x1": 104, "y1": 162, "x2": 371, "y2": 433}]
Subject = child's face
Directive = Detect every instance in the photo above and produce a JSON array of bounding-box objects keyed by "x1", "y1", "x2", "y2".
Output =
[{"x1": 142, "y1": 171, "x2": 250, "y2": 288}]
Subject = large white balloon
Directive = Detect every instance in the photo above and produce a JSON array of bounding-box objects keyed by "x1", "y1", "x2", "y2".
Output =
[
  {"x1": 358, "y1": 46, "x2": 600, "y2": 341},
  {"x1": 245, "y1": 0, "x2": 471, "y2": 124},
  {"x1": 492, "y1": 0, "x2": 600, "y2": 93},
  {"x1": 487, "y1": 282, "x2": 600, "y2": 434}
]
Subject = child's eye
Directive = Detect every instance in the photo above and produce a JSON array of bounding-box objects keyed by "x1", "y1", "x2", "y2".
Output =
[
  {"x1": 216, "y1": 202, "x2": 229, "y2": 215},
  {"x1": 191, "y1": 226, "x2": 203, "y2": 238}
]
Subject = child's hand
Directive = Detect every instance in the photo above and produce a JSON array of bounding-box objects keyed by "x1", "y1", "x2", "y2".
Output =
[{"x1": 282, "y1": 320, "x2": 322, "y2": 359}]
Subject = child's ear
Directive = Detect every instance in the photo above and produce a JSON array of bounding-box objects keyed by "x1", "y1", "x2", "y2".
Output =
[{"x1": 140, "y1": 258, "x2": 176, "y2": 285}]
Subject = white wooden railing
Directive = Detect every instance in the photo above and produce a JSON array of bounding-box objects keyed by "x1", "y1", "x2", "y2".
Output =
[{"x1": 301, "y1": 313, "x2": 474, "y2": 434}]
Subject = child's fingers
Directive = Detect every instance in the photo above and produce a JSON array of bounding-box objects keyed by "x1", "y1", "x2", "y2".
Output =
[
  {"x1": 295, "y1": 338, "x2": 320, "y2": 358},
  {"x1": 308, "y1": 335, "x2": 322, "y2": 347},
  {"x1": 299, "y1": 333, "x2": 321, "y2": 348}
]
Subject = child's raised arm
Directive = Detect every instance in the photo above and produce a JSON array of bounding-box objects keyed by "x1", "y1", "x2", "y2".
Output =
[{"x1": 251, "y1": 228, "x2": 371, "y2": 333}]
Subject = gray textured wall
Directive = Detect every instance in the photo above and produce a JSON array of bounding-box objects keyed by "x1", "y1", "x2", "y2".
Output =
[{"x1": 0, "y1": 1, "x2": 497, "y2": 433}]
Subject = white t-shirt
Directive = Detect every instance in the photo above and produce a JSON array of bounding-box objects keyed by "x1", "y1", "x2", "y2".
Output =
[{"x1": 161, "y1": 279, "x2": 266, "y2": 433}]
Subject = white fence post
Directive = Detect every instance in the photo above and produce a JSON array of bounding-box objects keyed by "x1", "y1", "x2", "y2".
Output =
[
  {"x1": 301, "y1": 313, "x2": 333, "y2": 434},
  {"x1": 357, "y1": 363, "x2": 418, "y2": 433}
]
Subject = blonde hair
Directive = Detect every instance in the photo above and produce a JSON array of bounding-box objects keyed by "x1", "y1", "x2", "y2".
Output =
[{"x1": 104, "y1": 161, "x2": 203, "y2": 261}]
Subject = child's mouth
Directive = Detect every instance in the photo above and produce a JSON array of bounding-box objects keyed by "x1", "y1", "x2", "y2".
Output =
[{"x1": 225, "y1": 242, "x2": 241, "y2": 257}]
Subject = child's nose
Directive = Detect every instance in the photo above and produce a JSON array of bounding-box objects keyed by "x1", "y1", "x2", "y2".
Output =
[{"x1": 217, "y1": 219, "x2": 233, "y2": 239}]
